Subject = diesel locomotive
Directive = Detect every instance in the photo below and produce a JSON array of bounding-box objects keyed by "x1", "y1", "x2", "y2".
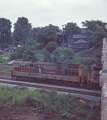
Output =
[{"x1": 11, "y1": 61, "x2": 102, "y2": 87}]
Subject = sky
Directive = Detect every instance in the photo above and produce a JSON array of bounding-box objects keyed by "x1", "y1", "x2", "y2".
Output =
[{"x1": 0, "y1": 0, "x2": 107, "y2": 30}]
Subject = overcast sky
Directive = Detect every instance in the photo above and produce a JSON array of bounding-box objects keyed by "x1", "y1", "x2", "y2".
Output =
[{"x1": 0, "y1": 0, "x2": 107, "y2": 30}]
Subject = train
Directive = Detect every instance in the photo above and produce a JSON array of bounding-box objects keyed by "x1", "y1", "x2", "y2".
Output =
[{"x1": 11, "y1": 61, "x2": 102, "y2": 88}]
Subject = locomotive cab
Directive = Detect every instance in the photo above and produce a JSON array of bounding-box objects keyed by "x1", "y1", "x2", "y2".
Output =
[
  {"x1": 91, "y1": 65, "x2": 102, "y2": 85},
  {"x1": 79, "y1": 64, "x2": 87, "y2": 85}
]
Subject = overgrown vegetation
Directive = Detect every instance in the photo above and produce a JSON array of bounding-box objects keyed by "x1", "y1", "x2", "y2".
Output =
[
  {"x1": 72, "y1": 49, "x2": 101, "y2": 69},
  {"x1": 8, "y1": 45, "x2": 101, "y2": 69},
  {"x1": 0, "y1": 65, "x2": 12, "y2": 76},
  {"x1": 0, "y1": 53, "x2": 10, "y2": 64},
  {"x1": 0, "y1": 86, "x2": 101, "y2": 120},
  {"x1": 0, "y1": 20, "x2": 104, "y2": 69}
]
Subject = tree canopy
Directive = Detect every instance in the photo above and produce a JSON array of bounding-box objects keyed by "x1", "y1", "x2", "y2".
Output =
[
  {"x1": 13, "y1": 17, "x2": 32, "y2": 47},
  {"x1": 36, "y1": 24, "x2": 59, "y2": 46},
  {"x1": 23, "y1": 38, "x2": 37, "y2": 62},
  {"x1": 64, "y1": 22, "x2": 81, "y2": 34},
  {"x1": 82, "y1": 20, "x2": 107, "y2": 46},
  {"x1": 0, "y1": 18, "x2": 12, "y2": 48}
]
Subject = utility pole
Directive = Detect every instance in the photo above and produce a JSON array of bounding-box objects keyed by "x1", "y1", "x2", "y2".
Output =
[{"x1": 62, "y1": 25, "x2": 65, "y2": 54}]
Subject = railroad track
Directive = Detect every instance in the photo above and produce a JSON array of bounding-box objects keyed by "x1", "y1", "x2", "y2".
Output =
[{"x1": 0, "y1": 78, "x2": 101, "y2": 101}]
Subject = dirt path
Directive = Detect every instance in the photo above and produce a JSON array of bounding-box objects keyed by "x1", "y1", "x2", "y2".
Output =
[{"x1": 0, "y1": 107, "x2": 70, "y2": 120}]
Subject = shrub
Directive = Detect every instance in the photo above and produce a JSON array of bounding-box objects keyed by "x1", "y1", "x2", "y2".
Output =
[
  {"x1": 0, "y1": 87, "x2": 101, "y2": 120},
  {"x1": 45, "y1": 41, "x2": 57, "y2": 53},
  {"x1": 43, "y1": 50, "x2": 51, "y2": 62},
  {"x1": 9, "y1": 52, "x2": 18, "y2": 61}
]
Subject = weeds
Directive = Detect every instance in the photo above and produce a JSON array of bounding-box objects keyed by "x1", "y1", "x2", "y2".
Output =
[{"x1": 0, "y1": 86, "x2": 101, "y2": 120}]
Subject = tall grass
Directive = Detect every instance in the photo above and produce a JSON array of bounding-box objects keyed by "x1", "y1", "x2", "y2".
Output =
[
  {"x1": 0, "y1": 86, "x2": 100, "y2": 120},
  {"x1": 0, "y1": 65, "x2": 12, "y2": 76}
]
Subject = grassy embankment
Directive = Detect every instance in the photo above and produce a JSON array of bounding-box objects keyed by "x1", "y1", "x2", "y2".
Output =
[{"x1": 0, "y1": 86, "x2": 100, "y2": 120}]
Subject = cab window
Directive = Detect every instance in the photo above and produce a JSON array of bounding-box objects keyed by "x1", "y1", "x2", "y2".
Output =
[{"x1": 20, "y1": 66, "x2": 24, "y2": 69}]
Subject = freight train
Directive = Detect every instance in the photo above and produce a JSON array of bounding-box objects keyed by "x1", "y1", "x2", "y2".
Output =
[{"x1": 11, "y1": 61, "x2": 102, "y2": 88}]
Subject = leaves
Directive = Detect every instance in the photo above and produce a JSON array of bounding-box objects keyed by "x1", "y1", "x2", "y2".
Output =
[
  {"x1": 22, "y1": 38, "x2": 37, "y2": 62},
  {"x1": 64, "y1": 22, "x2": 81, "y2": 34},
  {"x1": 82, "y1": 20, "x2": 107, "y2": 46},
  {"x1": 13, "y1": 17, "x2": 32, "y2": 46},
  {"x1": 36, "y1": 25, "x2": 59, "y2": 46},
  {"x1": 0, "y1": 18, "x2": 12, "y2": 47}
]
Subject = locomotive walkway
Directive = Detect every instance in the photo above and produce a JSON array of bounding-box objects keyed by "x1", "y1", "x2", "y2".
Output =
[{"x1": 100, "y1": 38, "x2": 107, "y2": 120}]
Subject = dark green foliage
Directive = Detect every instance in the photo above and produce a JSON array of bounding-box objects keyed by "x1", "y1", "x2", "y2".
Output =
[
  {"x1": 13, "y1": 17, "x2": 32, "y2": 46},
  {"x1": 0, "y1": 18, "x2": 12, "y2": 47},
  {"x1": 36, "y1": 24, "x2": 59, "y2": 47},
  {"x1": 64, "y1": 22, "x2": 81, "y2": 34},
  {"x1": 45, "y1": 41, "x2": 57, "y2": 53},
  {"x1": 30, "y1": 27, "x2": 40, "y2": 40},
  {"x1": 9, "y1": 47, "x2": 23, "y2": 61},
  {"x1": 35, "y1": 42, "x2": 45, "y2": 50},
  {"x1": 64, "y1": 48, "x2": 75, "y2": 59},
  {"x1": 90, "y1": 29, "x2": 107, "y2": 45},
  {"x1": 43, "y1": 50, "x2": 51, "y2": 62},
  {"x1": 9, "y1": 52, "x2": 18, "y2": 61},
  {"x1": 15, "y1": 47, "x2": 23, "y2": 58},
  {"x1": 82, "y1": 20, "x2": 107, "y2": 31},
  {"x1": 51, "y1": 47, "x2": 62, "y2": 63},
  {"x1": 82, "y1": 20, "x2": 107, "y2": 46},
  {"x1": 72, "y1": 50, "x2": 101, "y2": 68},
  {"x1": 22, "y1": 38, "x2": 37, "y2": 62},
  {"x1": 23, "y1": 49, "x2": 37, "y2": 62},
  {"x1": 51, "y1": 47, "x2": 74, "y2": 63}
]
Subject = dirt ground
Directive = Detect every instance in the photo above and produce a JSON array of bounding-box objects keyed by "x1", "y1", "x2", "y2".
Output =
[{"x1": 0, "y1": 107, "x2": 70, "y2": 120}]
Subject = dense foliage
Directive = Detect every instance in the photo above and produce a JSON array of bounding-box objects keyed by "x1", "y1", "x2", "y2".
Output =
[
  {"x1": 0, "y1": 17, "x2": 105, "y2": 68},
  {"x1": 0, "y1": 18, "x2": 12, "y2": 48},
  {"x1": 23, "y1": 38, "x2": 37, "y2": 62},
  {"x1": 51, "y1": 47, "x2": 75, "y2": 63},
  {"x1": 82, "y1": 20, "x2": 107, "y2": 46},
  {"x1": 0, "y1": 86, "x2": 100, "y2": 120},
  {"x1": 72, "y1": 50, "x2": 101, "y2": 69},
  {"x1": 64, "y1": 22, "x2": 81, "y2": 34},
  {"x1": 13, "y1": 17, "x2": 32, "y2": 47},
  {"x1": 36, "y1": 24, "x2": 59, "y2": 46}
]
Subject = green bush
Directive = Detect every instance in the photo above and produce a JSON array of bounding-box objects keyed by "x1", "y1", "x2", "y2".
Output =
[
  {"x1": 0, "y1": 86, "x2": 101, "y2": 120},
  {"x1": 51, "y1": 47, "x2": 74, "y2": 63},
  {"x1": 45, "y1": 41, "x2": 57, "y2": 53},
  {"x1": 9, "y1": 52, "x2": 18, "y2": 61}
]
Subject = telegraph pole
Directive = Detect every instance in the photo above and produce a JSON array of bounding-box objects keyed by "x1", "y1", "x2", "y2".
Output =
[{"x1": 62, "y1": 25, "x2": 65, "y2": 54}]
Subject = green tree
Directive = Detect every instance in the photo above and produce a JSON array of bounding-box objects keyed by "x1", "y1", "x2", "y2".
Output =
[
  {"x1": 51, "y1": 48, "x2": 61, "y2": 63},
  {"x1": 64, "y1": 22, "x2": 81, "y2": 34},
  {"x1": 43, "y1": 50, "x2": 51, "y2": 62},
  {"x1": 64, "y1": 48, "x2": 75, "y2": 59},
  {"x1": 51, "y1": 47, "x2": 74, "y2": 63},
  {"x1": 16, "y1": 47, "x2": 23, "y2": 59},
  {"x1": 30, "y1": 27, "x2": 40, "y2": 40},
  {"x1": 82, "y1": 20, "x2": 107, "y2": 32},
  {"x1": 13, "y1": 17, "x2": 32, "y2": 48},
  {"x1": 9, "y1": 47, "x2": 23, "y2": 60},
  {"x1": 0, "y1": 18, "x2": 12, "y2": 48},
  {"x1": 23, "y1": 38, "x2": 37, "y2": 62},
  {"x1": 82, "y1": 20, "x2": 107, "y2": 46},
  {"x1": 36, "y1": 24, "x2": 59, "y2": 47},
  {"x1": 45, "y1": 41, "x2": 57, "y2": 53}
]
